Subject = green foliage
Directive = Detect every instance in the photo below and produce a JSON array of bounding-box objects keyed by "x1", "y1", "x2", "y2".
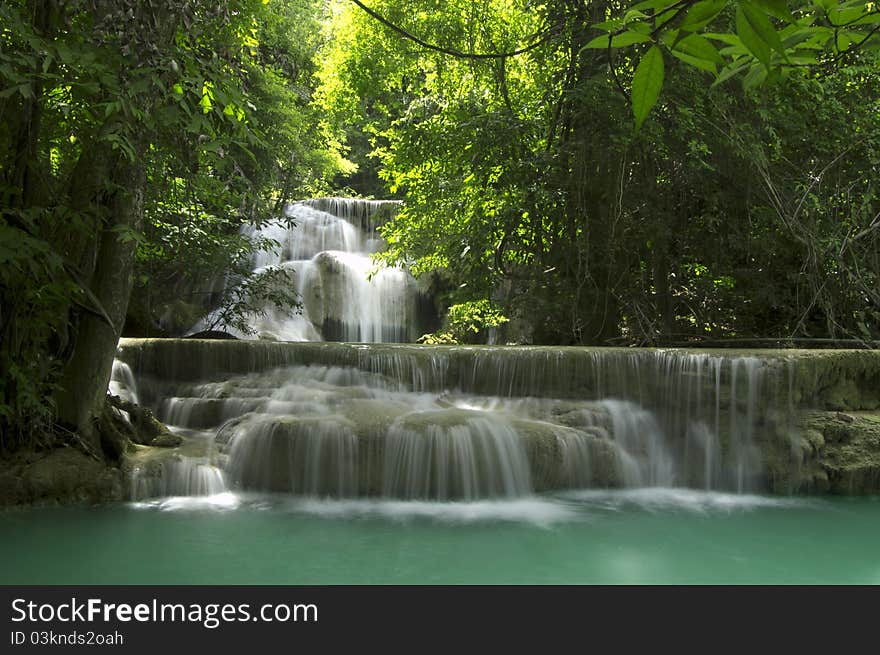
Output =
[
  {"x1": 0, "y1": 218, "x2": 75, "y2": 448},
  {"x1": 590, "y1": 0, "x2": 880, "y2": 130},
  {"x1": 204, "y1": 266, "x2": 301, "y2": 336},
  {"x1": 0, "y1": 0, "x2": 344, "y2": 447},
  {"x1": 418, "y1": 300, "x2": 508, "y2": 344},
  {"x1": 128, "y1": 0, "x2": 348, "y2": 336},
  {"x1": 321, "y1": 0, "x2": 879, "y2": 346}
]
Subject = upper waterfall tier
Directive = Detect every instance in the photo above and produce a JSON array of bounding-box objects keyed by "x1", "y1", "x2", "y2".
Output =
[{"x1": 203, "y1": 198, "x2": 432, "y2": 343}]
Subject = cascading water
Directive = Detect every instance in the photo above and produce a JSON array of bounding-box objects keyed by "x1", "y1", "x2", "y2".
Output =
[
  {"x1": 118, "y1": 337, "x2": 804, "y2": 501},
  {"x1": 199, "y1": 198, "x2": 432, "y2": 343},
  {"x1": 113, "y1": 348, "x2": 228, "y2": 498},
  {"x1": 114, "y1": 199, "x2": 827, "y2": 502}
]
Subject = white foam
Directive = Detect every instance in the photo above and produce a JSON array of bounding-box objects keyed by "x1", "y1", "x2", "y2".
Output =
[
  {"x1": 556, "y1": 487, "x2": 813, "y2": 513},
  {"x1": 131, "y1": 492, "x2": 241, "y2": 512},
  {"x1": 281, "y1": 497, "x2": 578, "y2": 527}
]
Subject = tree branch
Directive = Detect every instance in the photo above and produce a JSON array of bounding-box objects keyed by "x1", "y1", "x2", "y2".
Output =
[{"x1": 349, "y1": 0, "x2": 557, "y2": 60}]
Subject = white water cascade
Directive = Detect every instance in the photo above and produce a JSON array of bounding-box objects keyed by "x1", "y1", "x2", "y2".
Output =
[
  {"x1": 200, "y1": 198, "x2": 431, "y2": 343},
  {"x1": 117, "y1": 338, "x2": 803, "y2": 501},
  {"x1": 113, "y1": 198, "x2": 832, "y2": 502}
]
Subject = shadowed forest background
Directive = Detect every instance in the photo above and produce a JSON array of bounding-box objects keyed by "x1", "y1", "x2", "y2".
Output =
[{"x1": 1, "y1": 0, "x2": 878, "y2": 456}]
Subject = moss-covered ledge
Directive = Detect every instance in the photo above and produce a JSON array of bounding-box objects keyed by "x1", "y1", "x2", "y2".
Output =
[{"x1": 0, "y1": 447, "x2": 124, "y2": 508}]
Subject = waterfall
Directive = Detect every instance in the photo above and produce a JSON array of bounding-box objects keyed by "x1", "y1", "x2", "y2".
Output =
[
  {"x1": 130, "y1": 456, "x2": 227, "y2": 499},
  {"x1": 382, "y1": 410, "x2": 533, "y2": 500},
  {"x1": 115, "y1": 198, "x2": 880, "y2": 503},
  {"x1": 108, "y1": 359, "x2": 139, "y2": 424},
  {"x1": 199, "y1": 198, "x2": 431, "y2": 343},
  {"x1": 114, "y1": 338, "x2": 828, "y2": 501}
]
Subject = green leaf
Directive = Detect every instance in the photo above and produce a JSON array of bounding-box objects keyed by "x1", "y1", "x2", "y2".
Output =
[
  {"x1": 679, "y1": 0, "x2": 728, "y2": 32},
  {"x1": 674, "y1": 34, "x2": 724, "y2": 64},
  {"x1": 742, "y1": 63, "x2": 768, "y2": 90},
  {"x1": 754, "y1": 0, "x2": 796, "y2": 22},
  {"x1": 712, "y1": 60, "x2": 751, "y2": 87},
  {"x1": 624, "y1": 10, "x2": 649, "y2": 23},
  {"x1": 628, "y1": 22, "x2": 654, "y2": 35},
  {"x1": 736, "y1": 4, "x2": 772, "y2": 67},
  {"x1": 786, "y1": 53, "x2": 819, "y2": 64},
  {"x1": 584, "y1": 31, "x2": 654, "y2": 49},
  {"x1": 740, "y1": 1, "x2": 787, "y2": 56},
  {"x1": 848, "y1": 11, "x2": 880, "y2": 27},
  {"x1": 592, "y1": 20, "x2": 625, "y2": 33},
  {"x1": 828, "y1": 6, "x2": 873, "y2": 27},
  {"x1": 670, "y1": 50, "x2": 717, "y2": 72},
  {"x1": 704, "y1": 32, "x2": 747, "y2": 47},
  {"x1": 632, "y1": 45, "x2": 664, "y2": 132},
  {"x1": 780, "y1": 27, "x2": 824, "y2": 49}
]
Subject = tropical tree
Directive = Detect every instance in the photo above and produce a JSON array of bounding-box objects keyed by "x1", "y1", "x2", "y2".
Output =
[
  {"x1": 319, "y1": 0, "x2": 880, "y2": 345},
  {"x1": 0, "y1": 0, "x2": 344, "y2": 451}
]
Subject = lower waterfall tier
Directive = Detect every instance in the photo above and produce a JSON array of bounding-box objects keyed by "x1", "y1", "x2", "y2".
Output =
[{"x1": 115, "y1": 340, "x2": 880, "y2": 500}]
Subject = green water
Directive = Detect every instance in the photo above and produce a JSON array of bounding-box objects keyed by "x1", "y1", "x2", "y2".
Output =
[{"x1": 2, "y1": 490, "x2": 879, "y2": 585}]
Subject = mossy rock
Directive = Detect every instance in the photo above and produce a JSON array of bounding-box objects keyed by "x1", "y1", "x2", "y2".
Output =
[
  {"x1": 149, "y1": 433, "x2": 184, "y2": 448},
  {"x1": 799, "y1": 411, "x2": 880, "y2": 494},
  {"x1": 0, "y1": 447, "x2": 124, "y2": 507},
  {"x1": 339, "y1": 398, "x2": 411, "y2": 440}
]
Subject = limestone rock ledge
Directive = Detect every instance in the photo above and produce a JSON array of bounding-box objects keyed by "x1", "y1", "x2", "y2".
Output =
[
  {"x1": 769, "y1": 412, "x2": 880, "y2": 494},
  {"x1": 809, "y1": 411, "x2": 880, "y2": 494}
]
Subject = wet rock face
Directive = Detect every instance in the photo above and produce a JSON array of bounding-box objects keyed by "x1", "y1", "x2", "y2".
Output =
[{"x1": 788, "y1": 350, "x2": 880, "y2": 412}]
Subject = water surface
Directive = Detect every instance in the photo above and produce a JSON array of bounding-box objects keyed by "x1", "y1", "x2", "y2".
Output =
[{"x1": 2, "y1": 490, "x2": 878, "y2": 585}]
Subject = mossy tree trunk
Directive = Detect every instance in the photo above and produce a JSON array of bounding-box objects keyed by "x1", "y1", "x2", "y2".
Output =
[{"x1": 52, "y1": 137, "x2": 146, "y2": 452}]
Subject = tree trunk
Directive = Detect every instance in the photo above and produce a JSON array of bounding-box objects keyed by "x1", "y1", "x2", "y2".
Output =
[{"x1": 53, "y1": 150, "x2": 145, "y2": 451}]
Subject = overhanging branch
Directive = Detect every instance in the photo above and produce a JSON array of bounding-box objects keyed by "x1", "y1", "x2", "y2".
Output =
[{"x1": 349, "y1": 0, "x2": 556, "y2": 59}]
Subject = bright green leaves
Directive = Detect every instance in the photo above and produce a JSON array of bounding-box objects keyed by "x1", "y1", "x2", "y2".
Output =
[
  {"x1": 200, "y1": 81, "x2": 214, "y2": 114},
  {"x1": 632, "y1": 45, "x2": 665, "y2": 132},
  {"x1": 419, "y1": 300, "x2": 509, "y2": 345},
  {"x1": 670, "y1": 34, "x2": 725, "y2": 72},
  {"x1": 679, "y1": 0, "x2": 728, "y2": 32},
  {"x1": 588, "y1": 0, "x2": 880, "y2": 131},
  {"x1": 736, "y1": 0, "x2": 787, "y2": 69},
  {"x1": 223, "y1": 103, "x2": 246, "y2": 121}
]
